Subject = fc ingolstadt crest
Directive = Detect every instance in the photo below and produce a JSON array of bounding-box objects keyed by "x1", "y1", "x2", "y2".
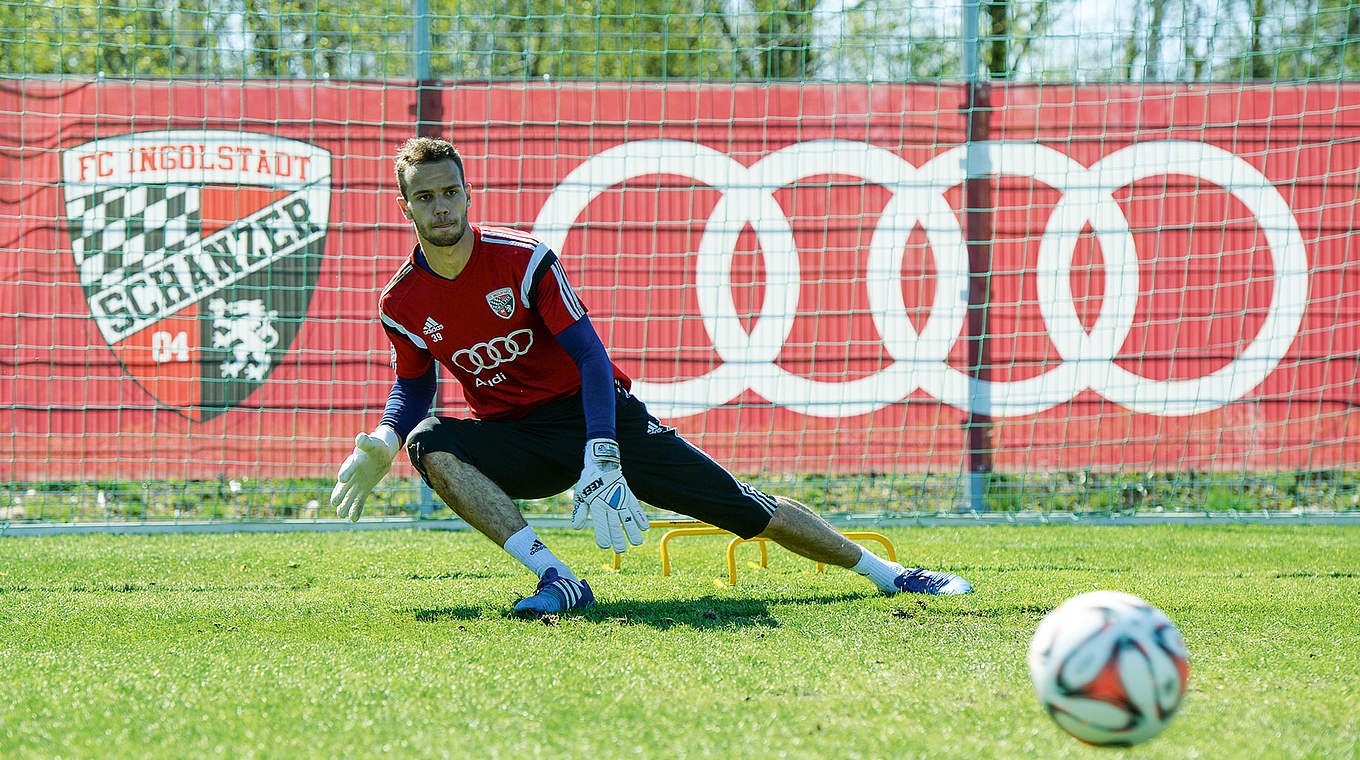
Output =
[
  {"x1": 61, "y1": 130, "x2": 331, "y2": 421},
  {"x1": 486, "y1": 286, "x2": 515, "y2": 319}
]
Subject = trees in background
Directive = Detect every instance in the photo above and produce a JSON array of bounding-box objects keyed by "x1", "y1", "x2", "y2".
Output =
[
  {"x1": 1115, "y1": 0, "x2": 1360, "y2": 81},
  {"x1": 1, "y1": 0, "x2": 823, "y2": 79},
  {"x1": 2, "y1": 0, "x2": 1357, "y2": 81}
]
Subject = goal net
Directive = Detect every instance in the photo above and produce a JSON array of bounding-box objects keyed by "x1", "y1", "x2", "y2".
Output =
[{"x1": 3, "y1": 2, "x2": 1358, "y2": 522}]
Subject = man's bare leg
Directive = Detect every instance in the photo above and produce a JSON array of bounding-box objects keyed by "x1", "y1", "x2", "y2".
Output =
[
  {"x1": 420, "y1": 451, "x2": 526, "y2": 545},
  {"x1": 757, "y1": 495, "x2": 973, "y2": 595},
  {"x1": 756, "y1": 496, "x2": 860, "y2": 567},
  {"x1": 420, "y1": 451, "x2": 596, "y2": 613}
]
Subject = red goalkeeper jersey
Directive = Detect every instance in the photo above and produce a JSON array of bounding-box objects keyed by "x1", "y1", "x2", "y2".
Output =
[{"x1": 379, "y1": 224, "x2": 631, "y2": 419}]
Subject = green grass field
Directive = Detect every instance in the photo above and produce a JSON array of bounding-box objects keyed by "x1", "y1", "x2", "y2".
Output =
[{"x1": 2, "y1": 525, "x2": 1357, "y2": 759}]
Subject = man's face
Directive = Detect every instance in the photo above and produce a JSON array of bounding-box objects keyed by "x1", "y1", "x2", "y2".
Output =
[{"x1": 398, "y1": 159, "x2": 471, "y2": 248}]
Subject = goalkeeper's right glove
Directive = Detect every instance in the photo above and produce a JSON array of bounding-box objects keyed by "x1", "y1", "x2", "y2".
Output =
[
  {"x1": 570, "y1": 438, "x2": 649, "y2": 553},
  {"x1": 329, "y1": 426, "x2": 401, "y2": 522}
]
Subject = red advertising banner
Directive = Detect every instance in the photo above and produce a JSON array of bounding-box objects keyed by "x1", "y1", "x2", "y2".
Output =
[{"x1": 3, "y1": 82, "x2": 1358, "y2": 479}]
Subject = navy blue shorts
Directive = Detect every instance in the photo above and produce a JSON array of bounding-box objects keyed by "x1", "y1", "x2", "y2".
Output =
[{"x1": 405, "y1": 385, "x2": 778, "y2": 538}]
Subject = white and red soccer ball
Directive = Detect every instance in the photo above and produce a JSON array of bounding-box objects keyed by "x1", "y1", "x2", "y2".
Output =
[{"x1": 1028, "y1": 591, "x2": 1190, "y2": 746}]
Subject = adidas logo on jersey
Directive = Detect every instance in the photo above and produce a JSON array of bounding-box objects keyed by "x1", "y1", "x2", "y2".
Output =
[{"x1": 422, "y1": 317, "x2": 444, "y2": 342}]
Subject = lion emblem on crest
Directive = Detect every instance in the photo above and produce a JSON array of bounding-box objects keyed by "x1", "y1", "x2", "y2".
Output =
[{"x1": 209, "y1": 298, "x2": 280, "y2": 382}]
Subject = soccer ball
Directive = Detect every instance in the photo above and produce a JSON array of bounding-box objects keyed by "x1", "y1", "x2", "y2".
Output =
[{"x1": 1028, "y1": 591, "x2": 1190, "y2": 746}]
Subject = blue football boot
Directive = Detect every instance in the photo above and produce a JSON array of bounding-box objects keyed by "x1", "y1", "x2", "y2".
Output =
[
  {"x1": 513, "y1": 568, "x2": 596, "y2": 616},
  {"x1": 894, "y1": 567, "x2": 973, "y2": 596}
]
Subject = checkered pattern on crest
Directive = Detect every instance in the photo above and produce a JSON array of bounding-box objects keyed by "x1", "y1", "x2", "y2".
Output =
[{"x1": 66, "y1": 185, "x2": 203, "y2": 288}]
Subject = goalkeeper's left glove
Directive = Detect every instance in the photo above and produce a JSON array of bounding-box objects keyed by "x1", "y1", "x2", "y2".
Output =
[
  {"x1": 571, "y1": 438, "x2": 649, "y2": 553},
  {"x1": 330, "y1": 426, "x2": 401, "y2": 522}
]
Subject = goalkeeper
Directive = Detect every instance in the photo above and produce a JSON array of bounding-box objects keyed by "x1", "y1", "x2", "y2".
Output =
[{"x1": 332, "y1": 137, "x2": 973, "y2": 616}]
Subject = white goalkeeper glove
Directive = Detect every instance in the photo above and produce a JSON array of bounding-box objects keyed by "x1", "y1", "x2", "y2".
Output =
[
  {"x1": 571, "y1": 438, "x2": 649, "y2": 553},
  {"x1": 330, "y1": 426, "x2": 401, "y2": 522}
]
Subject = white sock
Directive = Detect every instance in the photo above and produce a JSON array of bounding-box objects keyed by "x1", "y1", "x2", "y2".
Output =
[
  {"x1": 852, "y1": 545, "x2": 905, "y2": 592},
  {"x1": 503, "y1": 526, "x2": 579, "y2": 582}
]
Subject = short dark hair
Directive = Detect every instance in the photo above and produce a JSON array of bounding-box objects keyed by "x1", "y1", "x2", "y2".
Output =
[{"x1": 394, "y1": 137, "x2": 467, "y2": 199}]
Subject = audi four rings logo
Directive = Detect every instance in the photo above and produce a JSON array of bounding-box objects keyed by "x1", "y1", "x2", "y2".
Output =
[
  {"x1": 533, "y1": 139, "x2": 1310, "y2": 420},
  {"x1": 451, "y1": 329, "x2": 535, "y2": 375}
]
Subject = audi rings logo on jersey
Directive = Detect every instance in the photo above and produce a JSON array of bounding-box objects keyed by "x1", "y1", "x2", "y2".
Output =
[
  {"x1": 533, "y1": 139, "x2": 1309, "y2": 420},
  {"x1": 451, "y1": 329, "x2": 535, "y2": 375}
]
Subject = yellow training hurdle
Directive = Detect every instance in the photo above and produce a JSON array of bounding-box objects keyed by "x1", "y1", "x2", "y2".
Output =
[{"x1": 611, "y1": 519, "x2": 896, "y2": 587}]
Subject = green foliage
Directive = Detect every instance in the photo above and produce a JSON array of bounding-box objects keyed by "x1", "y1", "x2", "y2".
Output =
[
  {"x1": 1, "y1": 526, "x2": 1357, "y2": 758},
  {"x1": 426, "y1": 0, "x2": 822, "y2": 80},
  {"x1": 0, "y1": 0, "x2": 827, "y2": 79},
  {"x1": 1105, "y1": 0, "x2": 1360, "y2": 81},
  {"x1": 2, "y1": 0, "x2": 413, "y2": 77},
  {"x1": 982, "y1": 0, "x2": 1061, "y2": 79},
  {"x1": 829, "y1": 1, "x2": 958, "y2": 80},
  {"x1": 6, "y1": 1, "x2": 1357, "y2": 81},
  {"x1": 1240, "y1": 0, "x2": 1360, "y2": 79}
]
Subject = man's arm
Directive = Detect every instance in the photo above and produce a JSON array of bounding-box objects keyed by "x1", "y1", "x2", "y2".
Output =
[
  {"x1": 553, "y1": 315, "x2": 615, "y2": 440},
  {"x1": 330, "y1": 322, "x2": 436, "y2": 522},
  {"x1": 379, "y1": 363, "x2": 438, "y2": 443},
  {"x1": 554, "y1": 314, "x2": 648, "y2": 551},
  {"x1": 523, "y1": 250, "x2": 614, "y2": 440}
]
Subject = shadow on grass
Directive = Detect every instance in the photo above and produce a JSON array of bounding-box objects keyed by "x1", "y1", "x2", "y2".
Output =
[
  {"x1": 960, "y1": 565, "x2": 1133, "y2": 574},
  {"x1": 405, "y1": 605, "x2": 484, "y2": 622},
  {"x1": 572, "y1": 592, "x2": 872, "y2": 630},
  {"x1": 2, "y1": 580, "x2": 316, "y2": 594},
  {"x1": 405, "y1": 592, "x2": 906, "y2": 630},
  {"x1": 358, "y1": 570, "x2": 505, "y2": 581},
  {"x1": 1269, "y1": 570, "x2": 1360, "y2": 579},
  {"x1": 916, "y1": 601, "x2": 1053, "y2": 619},
  {"x1": 401, "y1": 601, "x2": 784, "y2": 629}
]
